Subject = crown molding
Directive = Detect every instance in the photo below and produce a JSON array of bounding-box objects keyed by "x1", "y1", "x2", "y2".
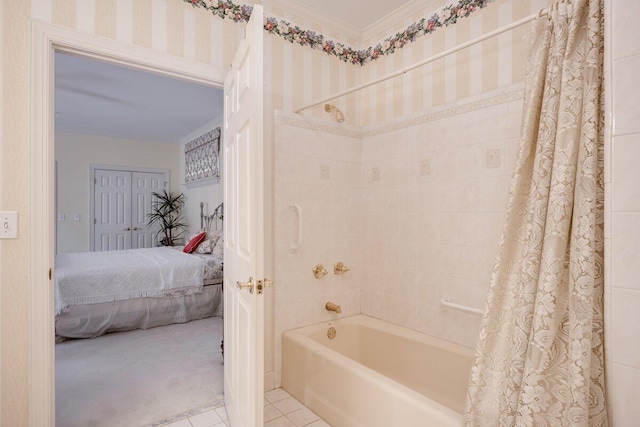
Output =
[{"x1": 263, "y1": 0, "x2": 363, "y2": 45}]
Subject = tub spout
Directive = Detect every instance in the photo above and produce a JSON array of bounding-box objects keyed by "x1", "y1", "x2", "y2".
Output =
[{"x1": 325, "y1": 302, "x2": 342, "y2": 314}]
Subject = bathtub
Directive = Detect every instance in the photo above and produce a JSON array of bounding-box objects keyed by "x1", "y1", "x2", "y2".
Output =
[{"x1": 282, "y1": 315, "x2": 474, "y2": 427}]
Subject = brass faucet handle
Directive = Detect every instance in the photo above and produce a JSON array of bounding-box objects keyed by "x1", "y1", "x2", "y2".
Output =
[
  {"x1": 334, "y1": 262, "x2": 350, "y2": 275},
  {"x1": 313, "y1": 263, "x2": 328, "y2": 279}
]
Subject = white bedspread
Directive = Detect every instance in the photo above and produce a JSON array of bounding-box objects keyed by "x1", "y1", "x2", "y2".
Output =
[{"x1": 55, "y1": 247, "x2": 204, "y2": 315}]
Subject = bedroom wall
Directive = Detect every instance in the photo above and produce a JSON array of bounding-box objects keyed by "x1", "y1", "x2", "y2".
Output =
[{"x1": 55, "y1": 131, "x2": 182, "y2": 253}]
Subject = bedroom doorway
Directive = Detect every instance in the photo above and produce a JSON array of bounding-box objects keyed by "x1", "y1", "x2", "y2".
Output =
[
  {"x1": 28, "y1": 20, "x2": 260, "y2": 427},
  {"x1": 53, "y1": 52, "x2": 226, "y2": 425}
]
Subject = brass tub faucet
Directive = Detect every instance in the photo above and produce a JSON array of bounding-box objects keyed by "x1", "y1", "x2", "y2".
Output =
[{"x1": 325, "y1": 302, "x2": 342, "y2": 314}]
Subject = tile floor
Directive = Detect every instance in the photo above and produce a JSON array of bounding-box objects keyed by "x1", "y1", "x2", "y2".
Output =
[{"x1": 161, "y1": 388, "x2": 331, "y2": 427}]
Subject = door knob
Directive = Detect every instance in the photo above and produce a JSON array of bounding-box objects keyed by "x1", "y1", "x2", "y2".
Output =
[
  {"x1": 124, "y1": 227, "x2": 131, "y2": 231},
  {"x1": 236, "y1": 277, "x2": 255, "y2": 293},
  {"x1": 132, "y1": 227, "x2": 139, "y2": 231}
]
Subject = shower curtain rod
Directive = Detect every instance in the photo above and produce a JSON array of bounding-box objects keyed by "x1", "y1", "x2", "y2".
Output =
[{"x1": 294, "y1": 7, "x2": 550, "y2": 114}]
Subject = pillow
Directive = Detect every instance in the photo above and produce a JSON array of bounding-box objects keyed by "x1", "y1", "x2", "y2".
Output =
[
  {"x1": 212, "y1": 230, "x2": 224, "y2": 256},
  {"x1": 183, "y1": 232, "x2": 206, "y2": 253},
  {"x1": 195, "y1": 237, "x2": 218, "y2": 254},
  {"x1": 186, "y1": 231, "x2": 203, "y2": 241}
]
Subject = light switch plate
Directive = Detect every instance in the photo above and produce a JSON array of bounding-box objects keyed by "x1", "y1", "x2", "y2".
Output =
[{"x1": 0, "y1": 211, "x2": 18, "y2": 239}]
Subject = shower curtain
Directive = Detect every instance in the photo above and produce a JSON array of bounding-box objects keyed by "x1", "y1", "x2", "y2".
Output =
[{"x1": 464, "y1": 0, "x2": 607, "y2": 426}]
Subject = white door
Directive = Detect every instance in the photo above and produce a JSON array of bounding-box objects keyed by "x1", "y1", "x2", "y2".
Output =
[
  {"x1": 94, "y1": 169, "x2": 165, "y2": 250},
  {"x1": 131, "y1": 171, "x2": 164, "y2": 248},
  {"x1": 94, "y1": 169, "x2": 132, "y2": 251},
  {"x1": 223, "y1": 4, "x2": 265, "y2": 427}
]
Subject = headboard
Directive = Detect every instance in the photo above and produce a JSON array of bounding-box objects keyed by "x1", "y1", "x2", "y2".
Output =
[{"x1": 200, "y1": 202, "x2": 223, "y2": 232}]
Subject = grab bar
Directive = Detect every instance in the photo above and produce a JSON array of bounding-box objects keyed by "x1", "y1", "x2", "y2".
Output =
[
  {"x1": 289, "y1": 202, "x2": 302, "y2": 253},
  {"x1": 441, "y1": 295, "x2": 483, "y2": 316}
]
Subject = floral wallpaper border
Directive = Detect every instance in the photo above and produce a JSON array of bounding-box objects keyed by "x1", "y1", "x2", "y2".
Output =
[{"x1": 186, "y1": 0, "x2": 495, "y2": 66}]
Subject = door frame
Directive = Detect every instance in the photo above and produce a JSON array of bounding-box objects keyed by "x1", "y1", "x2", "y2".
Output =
[
  {"x1": 29, "y1": 21, "x2": 226, "y2": 427},
  {"x1": 88, "y1": 164, "x2": 169, "y2": 251}
]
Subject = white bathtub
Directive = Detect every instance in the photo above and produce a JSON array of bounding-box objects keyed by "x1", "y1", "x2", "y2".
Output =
[{"x1": 282, "y1": 315, "x2": 474, "y2": 427}]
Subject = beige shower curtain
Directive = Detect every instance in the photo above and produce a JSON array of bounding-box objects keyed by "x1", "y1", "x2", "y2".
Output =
[{"x1": 464, "y1": 0, "x2": 607, "y2": 425}]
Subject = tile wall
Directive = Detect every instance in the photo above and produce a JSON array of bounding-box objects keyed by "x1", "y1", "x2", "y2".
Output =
[
  {"x1": 605, "y1": 0, "x2": 640, "y2": 425},
  {"x1": 359, "y1": 86, "x2": 523, "y2": 349},
  {"x1": 273, "y1": 112, "x2": 363, "y2": 386},
  {"x1": 273, "y1": 84, "x2": 525, "y2": 384}
]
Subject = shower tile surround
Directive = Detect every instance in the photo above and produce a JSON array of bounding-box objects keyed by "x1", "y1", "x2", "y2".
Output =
[
  {"x1": 605, "y1": 0, "x2": 640, "y2": 425},
  {"x1": 274, "y1": 113, "x2": 363, "y2": 386},
  {"x1": 274, "y1": 83, "x2": 524, "y2": 386}
]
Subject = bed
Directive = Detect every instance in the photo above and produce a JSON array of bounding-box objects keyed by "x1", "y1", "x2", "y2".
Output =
[{"x1": 55, "y1": 202, "x2": 224, "y2": 339}]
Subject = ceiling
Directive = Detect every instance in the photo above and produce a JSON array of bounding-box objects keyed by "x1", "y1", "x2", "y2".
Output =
[
  {"x1": 55, "y1": 52, "x2": 223, "y2": 144},
  {"x1": 54, "y1": 1, "x2": 421, "y2": 144}
]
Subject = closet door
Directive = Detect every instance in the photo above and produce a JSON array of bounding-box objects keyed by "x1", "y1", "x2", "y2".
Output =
[
  {"x1": 94, "y1": 169, "x2": 132, "y2": 251},
  {"x1": 131, "y1": 172, "x2": 164, "y2": 248}
]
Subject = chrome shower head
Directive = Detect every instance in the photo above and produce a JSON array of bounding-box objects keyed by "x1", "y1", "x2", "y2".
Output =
[{"x1": 324, "y1": 104, "x2": 345, "y2": 123}]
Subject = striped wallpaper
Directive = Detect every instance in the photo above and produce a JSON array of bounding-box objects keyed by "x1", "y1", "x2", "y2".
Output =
[
  {"x1": 28, "y1": 0, "x2": 554, "y2": 129},
  {"x1": 29, "y1": 0, "x2": 556, "y2": 126},
  {"x1": 31, "y1": 0, "x2": 243, "y2": 68},
  {"x1": 358, "y1": 0, "x2": 552, "y2": 127},
  {"x1": 264, "y1": 0, "x2": 554, "y2": 127}
]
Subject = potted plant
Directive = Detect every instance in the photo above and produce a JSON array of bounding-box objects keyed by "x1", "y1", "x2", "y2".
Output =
[{"x1": 147, "y1": 190, "x2": 187, "y2": 246}]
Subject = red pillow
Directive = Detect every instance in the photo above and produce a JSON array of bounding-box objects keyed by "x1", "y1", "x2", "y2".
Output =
[{"x1": 183, "y1": 232, "x2": 206, "y2": 253}]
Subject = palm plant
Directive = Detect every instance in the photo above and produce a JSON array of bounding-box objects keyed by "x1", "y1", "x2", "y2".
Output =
[{"x1": 147, "y1": 190, "x2": 187, "y2": 246}]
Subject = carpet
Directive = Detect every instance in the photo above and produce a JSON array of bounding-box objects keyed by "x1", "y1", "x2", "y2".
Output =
[{"x1": 56, "y1": 316, "x2": 224, "y2": 427}]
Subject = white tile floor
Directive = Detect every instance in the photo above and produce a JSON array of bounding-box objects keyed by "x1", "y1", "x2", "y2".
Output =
[{"x1": 160, "y1": 388, "x2": 331, "y2": 427}]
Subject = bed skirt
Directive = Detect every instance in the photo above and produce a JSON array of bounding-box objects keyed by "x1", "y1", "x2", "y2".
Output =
[{"x1": 56, "y1": 282, "x2": 223, "y2": 339}]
